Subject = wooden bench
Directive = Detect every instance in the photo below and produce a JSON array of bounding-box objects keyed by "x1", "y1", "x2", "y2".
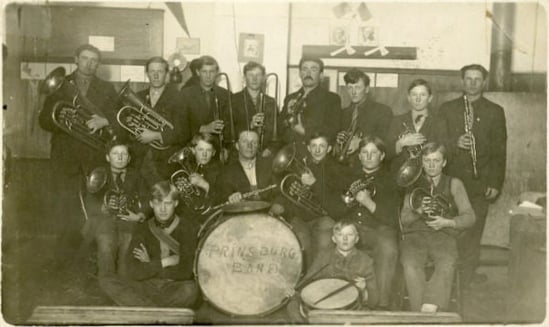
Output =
[
  {"x1": 27, "y1": 306, "x2": 194, "y2": 324},
  {"x1": 308, "y1": 310, "x2": 462, "y2": 324}
]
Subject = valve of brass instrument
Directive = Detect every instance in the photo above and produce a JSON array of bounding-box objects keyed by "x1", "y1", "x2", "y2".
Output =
[
  {"x1": 104, "y1": 190, "x2": 140, "y2": 216},
  {"x1": 409, "y1": 187, "x2": 451, "y2": 220},
  {"x1": 341, "y1": 177, "x2": 376, "y2": 207}
]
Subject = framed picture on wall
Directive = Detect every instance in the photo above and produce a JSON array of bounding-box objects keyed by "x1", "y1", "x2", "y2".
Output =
[
  {"x1": 238, "y1": 33, "x2": 264, "y2": 64},
  {"x1": 358, "y1": 25, "x2": 378, "y2": 46}
]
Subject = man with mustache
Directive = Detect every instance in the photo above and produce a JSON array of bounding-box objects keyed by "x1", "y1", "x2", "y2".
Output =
[{"x1": 280, "y1": 57, "x2": 341, "y2": 152}]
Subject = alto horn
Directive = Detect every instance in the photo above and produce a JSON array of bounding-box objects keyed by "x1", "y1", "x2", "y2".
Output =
[
  {"x1": 272, "y1": 143, "x2": 311, "y2": 176},
  {"x1": 168, "y1": 146, "x2": 208, "y2": 212},
  {"x1": 116, "y1": 80, "x2": 174, "y2": 150},
  {"x1": 280, "y1": 174, "x2": 328, "y2": 217},
  {"x1": 43, "y1": 67, "x2": 115, "y2": 151},
  {"x1": 395, "y1": 122, "x2": 423, "y2": 187}
]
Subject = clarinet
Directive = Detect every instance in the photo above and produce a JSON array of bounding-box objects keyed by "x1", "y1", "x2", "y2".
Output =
[{"x1": 463, "y1": 95, "x2": 479, "y2": 179}]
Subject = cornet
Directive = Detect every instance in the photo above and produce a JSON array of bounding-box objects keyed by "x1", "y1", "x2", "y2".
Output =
[
  {"x1": 341, "y1": 175, "x2": 376, "y2": 207},
  {"x1": 284, "y1": 91, "x2": 307, "y2": 127}
]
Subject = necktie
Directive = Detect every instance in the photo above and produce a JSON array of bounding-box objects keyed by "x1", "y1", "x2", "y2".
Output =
[
  {"x1": 113, "y1": 172, "x2": 123, "y2": 190},
  {"x1": 205, "y1": 90, "x2": 213, "y2": 111},
  {"x1": 414, "y1": 114, "x2": 424, "y2": 131},
  {"x1": 350, "y1": 103, "x2": 359, "y2": 130}
]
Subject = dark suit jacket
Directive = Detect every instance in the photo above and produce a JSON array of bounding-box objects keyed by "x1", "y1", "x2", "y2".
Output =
[
  {"x1": 180, "y1": 84, "x2": 235, "y2": 148},
  {"x1": 385, "y1": 109, "x2": 448, "y2": 172},
  {"x1": 214, "y1": 157, "x2": 276, "y2": 203},
  {"x1": 280, "y1": 86, "x2": 341, "y2": 145},
  {"x1": 439, "y1": 95, "x2": 507, "y2": 195},
  {"x1": 133, "y1": 84, "x2": 187, "y2": 183},
  {"x1": 231, "y1": 89, "x2": 279, "y2": 152},
  {"x1": 340, "y1": 99, "x2": 393, "y2": 141},
  {"x1": 39, "y1": 72, "x2": 118, "y2": 174}
]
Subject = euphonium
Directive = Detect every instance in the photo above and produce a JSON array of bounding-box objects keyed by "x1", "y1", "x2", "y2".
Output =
[
  {"x1": 168, "y1": 147, "x2": 207, "y2": 212},
  {"x1": 273, "y1": 143, "x2": 328, "y2": 217},
  {"x1": 42, "y1": 67, "x2": 114, "y2": 151},
  {"x1": 463, "y1": 95, "x2": 479, "y2": 179},
  {"x1": 341, "y1": 175, "x2": 376, "y2": 207},
  {"x1": 117, "y1": 80, "x2": 174, "y2": 150},
  {"x1": 395, "y1": 122, "x2": 424, "y2": 187}
]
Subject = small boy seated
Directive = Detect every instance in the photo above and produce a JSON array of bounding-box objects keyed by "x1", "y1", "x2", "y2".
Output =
[
  {"x1": 83, "y1": 140, "x2": 150, "y2": 278},
  {"x1": 99, "y1": 181, "x2": 199, "y2": 307},
  {"x1": 286, "y1": 219, "x2": 379, "y2": 323}
]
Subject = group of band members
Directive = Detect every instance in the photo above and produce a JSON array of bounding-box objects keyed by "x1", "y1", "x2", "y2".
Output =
[{"x1": 39, "y1": 43, "x2": 507, "y2": 314}]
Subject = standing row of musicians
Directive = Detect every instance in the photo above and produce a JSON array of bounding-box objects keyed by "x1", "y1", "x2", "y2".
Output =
[{"x1": 39, "y1": 44, "x2": 507, "y2": 312}]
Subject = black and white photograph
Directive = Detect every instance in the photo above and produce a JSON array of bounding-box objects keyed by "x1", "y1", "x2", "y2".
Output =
[{"x1": 1, "y1": 0, "x2": 547, "y2": 325}]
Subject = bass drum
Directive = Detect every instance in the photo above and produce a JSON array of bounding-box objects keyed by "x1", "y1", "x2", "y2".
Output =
[{"x1": 195, "y1": 201, "x2": 303, "y2": 316}]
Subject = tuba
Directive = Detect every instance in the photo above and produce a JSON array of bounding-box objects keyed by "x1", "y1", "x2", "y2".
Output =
[
  {"x1": 395, "y1": 122, "x2": 424, "y2": 187},
  {"x1": 258, "y1": 73, "x2": 280, "y2": 151},
  {"x1": 341, "y1": 175, "x2": 376, "y2": 207},
  {"x1": 42, "y1": 67, "x2": 115, "y2": 151},
  {"x1": 116, "y1": 80, "x2": 174, "y2": 150},
  {"x1": 168, "y1": 147, "x2": 208, "y2": 212},
  {"x1": 273, "y1": 143, "x2": 328, "y2": 217}
]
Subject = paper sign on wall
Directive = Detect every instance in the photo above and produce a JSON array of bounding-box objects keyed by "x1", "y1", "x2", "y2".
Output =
[{"x1": 89, "y1": 36, "x2": 115, "y2": 52}]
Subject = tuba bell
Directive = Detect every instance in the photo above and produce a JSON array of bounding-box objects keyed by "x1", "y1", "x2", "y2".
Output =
[
  {"x1": 273, "y1": 143, "x2": 328, "y2": 217},
  {"x1": 341, "y1": 175, "x2": 376, "y2": 207},
  {"x1": 395, "y1": 122, "x2": 424, "y2": 187},
  {"x1": 168, "y1": 147, "x2": 208, "y2": 212},
  {"x1": 409, "y1": 187, "x2": 451, "y2": 220},
  {"x1": 116, "y1": 80, "x2": 174, "y2": 150},
  {"x1": 42, "y1": 67, "x2": 115, "y2": 151}
]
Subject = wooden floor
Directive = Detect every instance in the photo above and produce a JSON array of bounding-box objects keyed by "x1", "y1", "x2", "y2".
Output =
[{"x1": 1, "y1": 159, "x2": 544, "y2": 324}]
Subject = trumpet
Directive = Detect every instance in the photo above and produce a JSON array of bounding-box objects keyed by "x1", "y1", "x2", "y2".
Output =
[
  {"x1": 333, "y1": 118, "x2": 359, "y2": 163},
  {"x1": 258, "y1": 73, "x2": 280, "y2": 151},
  {"x1": 395, "y1": 122, "x2": 424, "y2": 187},
  {"x1": 168, "y1": 147, "x2": 208, "y2": 212},
  {"x1": 341, "y1": 175, "x2": 376, "y2": 207},
  {"x1": 117, "y1": 80, "x2": 174, "y2": 150},
  {"x1": 463, "y1": 95, "x2": 479, "y2": 179},
  {"x1": 215, "y1": 72, "x2": 236, "y2": 164},
  {"x1": 284, "y1": 90, "x2": 307, "y2": 127},
  {"x1": 42, "y1": 67, "x2": 115, "y2": 151}
]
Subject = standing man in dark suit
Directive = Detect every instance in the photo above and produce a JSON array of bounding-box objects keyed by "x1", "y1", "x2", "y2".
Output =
[
  {"x1": 214, "y1": 130, "x2": 276, "y2": 204},
  {"x1": 438, "y1": 64, "x2": 507, "y2": 287},
  {"x1": 180, "y1": 55, "x2": 234, "y2": 163},
  {"x1": 132, "y1": 56, "x2": 188, "y2": 185},
  {"x1": 280, "y1": 57, "x2": 341, "y2": 150},
  {"x1": 335, "y1": 69, "x2": 392, "y2": 165},
  {"x1": 231, "y1": 61, "x2": 279, "y2": 158},
  {"x1": 39, "y1": 44, "x2": 119, "y2": 263}
]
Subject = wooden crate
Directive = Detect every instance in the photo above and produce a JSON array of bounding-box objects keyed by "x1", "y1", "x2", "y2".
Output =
[
  {"x1": 27, "y1": 306, "x2": 194, "y2": 324},
  {"x1": 308, "y1": 310, "x2": 462, "y2": 324}
]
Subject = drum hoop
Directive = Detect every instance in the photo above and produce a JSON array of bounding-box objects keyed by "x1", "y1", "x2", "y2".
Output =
[
  {"x1": 300, "y1": 278, "x2": 360, "y2": 310},
  {"x1": 194, "y1": 212, "x2": 305, "y2": 317}
]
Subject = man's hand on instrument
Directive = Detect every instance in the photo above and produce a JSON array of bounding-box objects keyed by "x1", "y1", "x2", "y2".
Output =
[
  {"x1": 261, "y1": 148, "x2": 273, "y2": 158},
  {"x1": 354, "y1": 277, "x2": 366, "y2": 291},
  {"x1": 250, "y1": 113, "x2": 265, "y2": 129},
  {"x1": 200, "y1": 120, "x2": 225, "y2": 134},
  {"x1": 301, "y1": 172, "x2": 316, "y2": 186},
  {"x1": 347, "y1": 135, "x2": 361, "y2": 154},
  {"x1": 190, "y1": 173, "x2": 209, "y2": 193},
  {"x1": 228, "y1": 192, "x2": 243, "y2": 204},
  {"x1": 355, "y1": 189, "x2": 376, "y2": 213},
  {"x1": 118, "y1": 210, "x2": 144, "y2": 222},
  {"x1": 398, "y1": 132, "x2": 426, "y2": 148},
  {"x1": 485, "y1": 187, "x2": 499, "y2": 200},
  {"x1": 284, "y1": 286, "x2": 296, "y2": 298},
  {"x1": 86, "y1": 115, "x2": 109, "y2": 133},
  {"x1": 457, "y1": 133, "x2": 473, "y2": 150},
  {"x1": 161, "y1": 255, "x2": 180, "y2": 268},
  {"x1": 133, "y1": 243, "x2": 150, "y2": 262},
  {"x1": 136, "y1": 129, "x2": 162, "y2": 144},
  {"x1": 291, "y1": 114, "x2": 305, "y2": 135},
  {"x1": 425, "y1": 215, "x2": 456, "y2": 230}
]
